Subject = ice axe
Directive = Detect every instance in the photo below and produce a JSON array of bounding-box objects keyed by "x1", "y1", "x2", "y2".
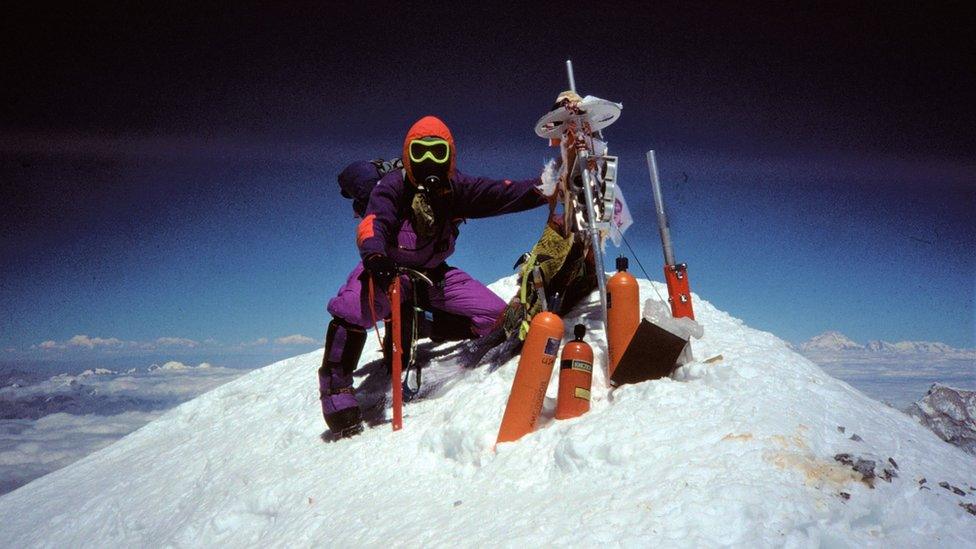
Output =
[{"x1": 388, "y1": 266, "x2": 433, "y2": 432}]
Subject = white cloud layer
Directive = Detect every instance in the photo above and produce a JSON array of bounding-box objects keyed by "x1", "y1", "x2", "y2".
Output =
[
  {"x1": 155, "y1": 337, "x2": 200, "y2": 348},
  {"x1": 0, "y1": 411, "x2": 161, "y2": 495},
  {"x1": 30, "y1": 335, "x2": 225, "y2": 354},
  {"x1": 0, "y1": 363, "x2": 247, "y2": 495},
  {"x1": 66, "y1": 335, "x2": 124, "y2": 349},
  {"x1": 275, "y1": 334, "x2": 318, "y2": 346}
]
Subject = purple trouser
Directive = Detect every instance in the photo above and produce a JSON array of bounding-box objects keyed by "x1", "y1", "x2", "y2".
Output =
[
  {"x1": 319, "y1": 262, "x2": 505, "y2": 426},
  {"x1": 327, "y1": 262, "x2": 506, "y2": 337}
]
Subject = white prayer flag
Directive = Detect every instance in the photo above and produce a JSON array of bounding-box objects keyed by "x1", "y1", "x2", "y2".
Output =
[{"x1": 610, "y1": 184, "x2": 633, "y2": 247}]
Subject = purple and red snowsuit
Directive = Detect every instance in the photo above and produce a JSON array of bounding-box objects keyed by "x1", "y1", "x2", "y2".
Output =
[
  {"x1": 320, "y1": 166, "x2": 547, "y2": 431},
  {"x1": 329, "y1": 168, "x2": 545, "y2": 331}
]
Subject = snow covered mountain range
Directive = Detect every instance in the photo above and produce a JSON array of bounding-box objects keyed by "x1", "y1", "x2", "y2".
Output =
[
  {"x1": 0, "y1": 278, "x2": 974, "y2": 546},
  {"x1": 798, "y1": 330, "x2": 974, "y2": 358},
  {"x1": 796, "y1": 331, "x2": 975, "y2": 410}
]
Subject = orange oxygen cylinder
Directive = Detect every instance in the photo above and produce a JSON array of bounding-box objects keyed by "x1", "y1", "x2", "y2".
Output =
[
  {"x1": 607, "y1": 256, "x2": 640, "y2": 380},
  {"x1": 555, "y1": 324, "x2": 593, "y2": 420},
  {"x1": 496, "y1": 312, "x2": 564, "y2": 444}
]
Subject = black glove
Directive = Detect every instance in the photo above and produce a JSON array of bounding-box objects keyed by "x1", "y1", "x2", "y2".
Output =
[{"x1": 364, "y1": 254, "x2": 397, "y2": 290}]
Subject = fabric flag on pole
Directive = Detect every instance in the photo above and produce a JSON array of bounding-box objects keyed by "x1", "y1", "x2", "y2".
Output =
[{"x1": 610, "y1": 184, "x2": 633, "y2": 247}]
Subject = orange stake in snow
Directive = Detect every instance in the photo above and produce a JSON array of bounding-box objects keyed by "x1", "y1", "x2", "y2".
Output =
[
  {"x1": 389, "y1": 277, "x2": 403, "y2": 431},
  {"x1": 663, "y1": 263, "x2": 694, "y2": 320},
  {"x1": 607, "y1": 256, "x2": 640, "y2": 379},
  {"x1": 496, "y1": 312, "x2": 564, "y2": 444},
  {"x1": 555, "y1": 324, "x2": 593, "y2": 420}
]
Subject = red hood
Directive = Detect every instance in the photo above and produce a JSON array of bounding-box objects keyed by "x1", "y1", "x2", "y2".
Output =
[{"x1": 402, "y1": 115, "x2": 455, "y2": 185}]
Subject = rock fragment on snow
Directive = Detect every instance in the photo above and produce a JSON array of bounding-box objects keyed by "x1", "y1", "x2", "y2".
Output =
[
  {"x1": 834, "y1": 453, "x2": 853, "y2": 466},
  {"x1": 849, "y1": 433, "x2": 863, "y2": 442},
  {"x1": 838, "y1": 492, "x2": 851, "y2": 500},
  {"x1": 837, "y1": 426, "x2": 846, "y2": 433},
  {"x1": 961, "y1": 503, "x2": 976, "y2": 516},
  {"x1": 853, "y1": 459, "x2": 876, "y2": 481},
  {"x1": 888, "y1": 457, "x2": 898, "y2": 469},
  {"x1": 939, "y1": 481, "x2": 967, "y2": 496},
  {"x1": 833, "y1": 453, "x2": 897, "y2": 486},
  {"x1": 907, "y1": 383, "x2": 976, "y2": 456}
]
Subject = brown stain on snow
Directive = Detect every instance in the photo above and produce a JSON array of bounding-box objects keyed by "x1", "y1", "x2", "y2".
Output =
[
  {"x1": 763, "y1": 426, "x2": 859, "y2": 488},
  {"x1": 765, "y1": 451, "x2": 862, "y2": 488},
  {"x1": 722, "y1": 425, "x2": 860, "y2": 488}
]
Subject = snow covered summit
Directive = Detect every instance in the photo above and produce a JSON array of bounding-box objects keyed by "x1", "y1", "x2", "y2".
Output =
[
  {"x1": 800, "y1": 331, "x2": 865, "y2": 352},
  {"x1": 1, "y1": 277, "x2": 974, "y2": 546},
  {"x1": 801, "y1": 332, "x2": 974, "y2": 358},
  {"x1": 868, "y1": 340, "x2": 960, "y2": 355}
]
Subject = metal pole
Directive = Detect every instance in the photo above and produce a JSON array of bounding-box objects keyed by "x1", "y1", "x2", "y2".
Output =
[
  {"x1": 565, "y1": 59, "x2": 576, "y2": 93},
  {"x1": 646, "y1": 150, "x2": 675, "y2": 266},
  {"x1": 390, "y1": 277, "x2": 403, "y2": 431},
  {"x1": 580, "y1": 151, "x2": 609, "y2": 329}
]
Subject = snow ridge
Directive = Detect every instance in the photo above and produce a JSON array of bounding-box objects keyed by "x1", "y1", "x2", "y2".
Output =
[{"x1": 0, "y1": 278, "x2": 974, "y2": 546}]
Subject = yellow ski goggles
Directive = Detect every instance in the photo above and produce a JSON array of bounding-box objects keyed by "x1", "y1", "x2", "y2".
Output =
[{"x1": 408, "y1": 138, "x2": 451, "y2": 164}]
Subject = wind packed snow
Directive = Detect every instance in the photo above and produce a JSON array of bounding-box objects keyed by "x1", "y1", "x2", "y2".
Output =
[{"x1": 1, "y1": 278, "x2": 974, "y2": 546}]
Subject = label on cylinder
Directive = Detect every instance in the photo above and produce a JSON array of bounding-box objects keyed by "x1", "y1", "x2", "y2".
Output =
[
  {"x1": 544, "y1": 337, "x2": 560, "y2": 357},
  {"x1": 560, "y1": 359, "x2": 592, "y2": 373},
  {"x1": 574, "y1": 388, "x2": 591, "y2": 400}
]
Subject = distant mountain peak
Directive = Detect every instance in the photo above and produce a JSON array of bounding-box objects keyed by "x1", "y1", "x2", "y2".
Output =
[
  {"x1": 800, "y1": 331, "x2": 864, "y2": 352},
  {"x1": 803, "y1": 334, "x2": 972, "y2": 357}
]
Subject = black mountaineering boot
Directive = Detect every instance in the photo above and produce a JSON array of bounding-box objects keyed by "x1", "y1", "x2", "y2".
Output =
[{"x1": 318, "y1": 318, "x2": 366, "y2": 437}]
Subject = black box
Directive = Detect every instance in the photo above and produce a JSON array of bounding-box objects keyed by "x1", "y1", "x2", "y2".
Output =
[{"x1": 610, "y1": 319, "x2": 688, "y2": 386}]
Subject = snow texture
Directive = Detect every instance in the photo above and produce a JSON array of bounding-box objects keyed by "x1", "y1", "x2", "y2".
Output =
[{"x1": 1, "y1": 278, "x2": 974, "y2": 547}]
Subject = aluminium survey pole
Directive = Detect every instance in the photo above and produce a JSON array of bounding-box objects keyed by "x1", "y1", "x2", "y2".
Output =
[{"x1": 646, "y1": 150, "x2": 695, "y2": 319}]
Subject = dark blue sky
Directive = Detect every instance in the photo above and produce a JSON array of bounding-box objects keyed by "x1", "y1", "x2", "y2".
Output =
[{"x1": 1, "y1": 2, "x2": 973, "y2": 370}]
